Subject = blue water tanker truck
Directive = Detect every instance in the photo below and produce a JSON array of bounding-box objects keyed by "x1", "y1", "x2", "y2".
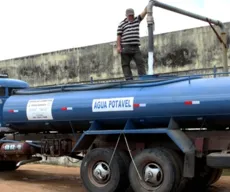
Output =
[{"x1": 0, "y1": 1, "x2": 230, "y2": 192}]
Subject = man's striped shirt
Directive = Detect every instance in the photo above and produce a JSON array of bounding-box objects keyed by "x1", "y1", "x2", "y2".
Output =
[{"x1": 117, "y1": 15, "x2": 143, "y2": 46}]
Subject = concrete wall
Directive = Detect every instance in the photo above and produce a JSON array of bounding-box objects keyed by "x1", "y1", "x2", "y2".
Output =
[{"x1": 0, "y1": 22, "x2": 230, "y2": 87}]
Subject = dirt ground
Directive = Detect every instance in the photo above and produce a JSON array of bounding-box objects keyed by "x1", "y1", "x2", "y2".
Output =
[{"x1": 0, "y1": 164, "x2": 229, "y2": 192}]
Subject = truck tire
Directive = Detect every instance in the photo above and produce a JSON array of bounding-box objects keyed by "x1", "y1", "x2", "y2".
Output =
[
  {"x1": 118, "y1": 150, "x2": 134, "y2": 192},
  {"x1": 184, "y1": 159, "x2": 221, "y2": 190},
  {"x1": 208, "y1": 168, "x2": 223, "y2": 185},
  {"x1": 128, "y1": 148, "x2": 176, "y2": 192},
  {"x1": 159, "y1": 148, "x2": 188, "y2": 192},
  {"x1": 80, "y1": 148, "x2": 129, "y2": 192}
]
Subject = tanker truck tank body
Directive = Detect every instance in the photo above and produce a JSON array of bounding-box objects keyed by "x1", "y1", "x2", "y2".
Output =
[{"x1": 3, "y1": 75, "x2": 230, "y2": 133}]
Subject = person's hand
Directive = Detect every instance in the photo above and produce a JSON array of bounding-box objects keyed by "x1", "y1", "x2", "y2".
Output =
[{"x1": 117, "y1": 46, "x2": 122, "y2": 53}]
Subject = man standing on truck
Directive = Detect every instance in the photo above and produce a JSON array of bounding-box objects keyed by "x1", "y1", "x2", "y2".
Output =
[{"x1": 117, "y1": 7, "x2": 147, "y2": 80}]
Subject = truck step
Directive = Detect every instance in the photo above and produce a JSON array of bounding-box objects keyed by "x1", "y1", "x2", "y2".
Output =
[{"x1": 206, "y1": 152, "x2": 230, "y2": 168}]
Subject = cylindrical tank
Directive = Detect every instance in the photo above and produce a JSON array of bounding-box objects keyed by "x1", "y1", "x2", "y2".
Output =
[{"x1": 3, "y1": 76, "x2": 230, "y2": 133}]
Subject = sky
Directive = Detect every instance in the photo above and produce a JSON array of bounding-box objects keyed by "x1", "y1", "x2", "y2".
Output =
[{"x1": 0, "y1": 0, "x2": 229, "y2": 61}]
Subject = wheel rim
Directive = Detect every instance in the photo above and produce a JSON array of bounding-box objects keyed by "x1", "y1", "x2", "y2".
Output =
[
  {"x1": 90, "y1": 161, "x2": 111, "y2": 186},
  {"x1": 143, "y1": 163, "x2": 164, "y2": 188}
]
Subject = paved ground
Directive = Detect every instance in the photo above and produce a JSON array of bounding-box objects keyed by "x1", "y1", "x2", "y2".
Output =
[{"x1": 0, "y1": 164, "x2": 229, "y2": 192}]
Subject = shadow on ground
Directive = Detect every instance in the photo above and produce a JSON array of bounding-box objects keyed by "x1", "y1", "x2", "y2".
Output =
[{"x1": 0, "y1": 165, "x2": 229, "y2": 192}]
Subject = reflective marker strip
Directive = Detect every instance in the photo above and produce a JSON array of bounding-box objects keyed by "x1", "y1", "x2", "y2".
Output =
[
  {"x1": 61, "y1": 107, "x2": 73, "y2": 111},
  {"x1": 8, "y1": 109, "x2": 19, "y2": 113},
  {"x1": 133, "y1": 103, "x2": 146, "y2": 108},
  {"x1": 184, "y1": 101, "x2": 200, "y2": 105}
]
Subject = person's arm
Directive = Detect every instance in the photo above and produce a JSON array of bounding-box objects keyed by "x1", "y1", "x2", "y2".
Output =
[{"x1": 139, "y1": 6, "x2": 147, "y2": 20}]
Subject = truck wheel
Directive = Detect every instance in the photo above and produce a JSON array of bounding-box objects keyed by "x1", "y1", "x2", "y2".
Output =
[
  {"x1": 80, "y1": 148, "x2": 129, "y2": 192},
  {"x1": 160, "y1": 148, "x2": 189, "y2": 192},
  {"x1": 128, "y1": 148, "x2": 176, "y2": 192},
  {"x1": 208, "y1": 169, "x2": 223, "y2": 185},
  {"x1": 184, "y1": 160, "x2": 221, "y2": 190},
  {"x1": 118, "y1": 150, "x2": 134, "y2": 192}
]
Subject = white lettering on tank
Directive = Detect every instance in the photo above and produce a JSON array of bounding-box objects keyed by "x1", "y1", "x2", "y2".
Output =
[{"x1": 92, "y1": 97, "x2": 134, "y2": 112}]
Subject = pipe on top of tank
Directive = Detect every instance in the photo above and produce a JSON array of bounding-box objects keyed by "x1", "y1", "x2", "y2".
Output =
[
  {"x1": 151, "y1": 0, "x2": 225, "y2": 30},
  {"x1": 146, "y1": 0, "x2": 226, "y2": 75}
]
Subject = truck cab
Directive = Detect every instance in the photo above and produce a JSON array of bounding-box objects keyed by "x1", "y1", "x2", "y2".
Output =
[{"x1": 0, "y1": 74, "x2": 29, "y2": 132}]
